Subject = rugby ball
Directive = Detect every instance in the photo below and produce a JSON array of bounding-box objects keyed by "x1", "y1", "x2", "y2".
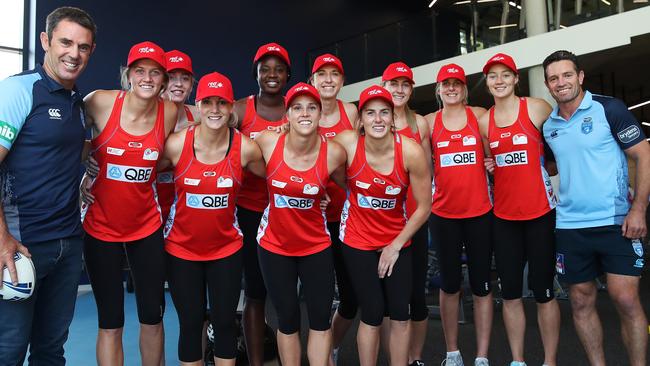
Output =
[{"x1": 0, "y1": 252, "x2": 36, "y2": 301}]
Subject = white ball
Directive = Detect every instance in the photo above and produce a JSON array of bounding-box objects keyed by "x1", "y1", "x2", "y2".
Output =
[{"x1": 1, "y1": 252, "x2": 36, "y2": 301}]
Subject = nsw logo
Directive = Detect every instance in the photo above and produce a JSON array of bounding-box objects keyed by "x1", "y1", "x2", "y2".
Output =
[
  {"x1": 632, "y1": 239, "x2": 644, "y2": 257},
  {"x1": 303, "y1": 184, "x2": 319, "y2": 195},
  {"x1": 48, "y1": 108, "x2": 62, "y2": 120},
  {"x1": 157, "y1": 172, "x2": 173, "y2": 184},
  {"x1": 581, "y1": 116, "x2": 593, "y2": 134},
  {"x1": 555, "y1": 253, "x2": 566, "y2": 274}
]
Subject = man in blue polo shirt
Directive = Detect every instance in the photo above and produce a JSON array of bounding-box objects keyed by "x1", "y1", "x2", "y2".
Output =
[
  {"x1": 542, "y1": 50, "x2": 649, "y2": 366},
  {"x1": 0, "y1": 7, "x2": 96, "y2": 365}
]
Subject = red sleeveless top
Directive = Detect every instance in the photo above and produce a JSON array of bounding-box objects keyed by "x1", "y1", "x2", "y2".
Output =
[
  {"x1": 157, "y1": 105, "x2": 195, "y2": 220},
  {"x1": 395, "y1": 124, "x2": 422, "y2": 218},
  {"x1": 318, "y1": 100, "x2": 354, "y2": 223},
  {"x1": 164, "y1": 126, "x2": 243, "y2": 260},
  {"x1": 237, "y1": 95, "x2": 287, "y2": 212},
  {"x1": 487, "y1": 97, "x2": 556, "y2": 220},
  {"x1": 257, "y1": 134, "x2": 331, "y2": 256},
  {"x1": 340, "y1": 134, "x2": 410, "y2": 250},
  {"x1": 83, "y1": 91, "x2": 165, "y2": 241},
  {"x1": 431, "y1": 108, "x2": 492, "y2": 218}
]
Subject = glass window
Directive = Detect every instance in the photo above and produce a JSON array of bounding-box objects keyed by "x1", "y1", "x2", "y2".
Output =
[{"x1": 0, "y1": 0, "x2": 25, "y2": 80}]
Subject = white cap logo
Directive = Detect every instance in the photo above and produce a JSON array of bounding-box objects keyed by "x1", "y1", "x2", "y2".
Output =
[
  {"x1": 169, "y1": 56, "x2": 184, "y2": 63},
  {"x1": 295, "y1": 85, "x2": 309, "y2": 92},
  {"x1": 368, "y1": 89, "x2": 383, "y2": 95},
  {"x1": 267, "y1": 46, "x2": 280, "y2": 52},
  {"x1": 447, "y1": 67, "x2": 459, "y2": 73},
  {"x1": 138, "y1": 47, "x2": 155, "y2": 53},
  {"x1": 492, "y1": 56, "x2": 505, "y2": 61},
  {"x1": 323, "y1": 57, "x2": 335, "y2": 62},
  {"x1": 207, "y1": 81, "x2": 223, "y2": 89},
  {"x1": 396, "y1": 67, "x2": 408, "y2": 72}
]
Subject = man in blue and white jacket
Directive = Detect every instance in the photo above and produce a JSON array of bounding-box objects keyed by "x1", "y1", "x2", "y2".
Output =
[
  {"x1": 543, "y1": 50, "x2": 649, "y2": 366},
  {"x1": 0, "y1": 7, "x2": 96, "y2": 365}
]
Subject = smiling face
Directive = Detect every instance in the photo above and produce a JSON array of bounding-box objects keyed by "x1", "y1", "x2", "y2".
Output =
[
  {"x1": 311, "y1": 65, "x2": 343, "y2": 99},
  {"x1": 128, "y1": 59, "x2": 166, "y2": 99},
  {"x1": 40, "y1": 19, "x2": 95, "y2": 89},
  {"x1": 198, "y1": 96, "x2": 233, "y2": 130},
  {"x1": 287, "y1": 95, "x2": 321, "y2": 137},
  {"x1": 383, "y1": 77, "x2": 413, "y2": 108},
  {"x1": 256, "y1": 55, "x2": 288, "y2": 94},
  {"x1": 360, "y1": 99, "x2": 393, "y2": 139},
  {"x1": 437, "y1": 78, "x2": 467, "y2": 106},
  {"x1": 486, "y1": 64, "x2": 518, "y2": 99},
  {"x1": 544, "y1": 59, "x2": 584, "y2": 105},
  {"x1": 166, "y1": 70, "x2": 193, "y2": 103}
]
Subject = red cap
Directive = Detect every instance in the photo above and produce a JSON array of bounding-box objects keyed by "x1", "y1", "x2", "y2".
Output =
[
  {"x1": 253, "y1": 42, "x2": 290, "y2": 66},
  {"x1": 483, "y1": 53, "x2": 518, "y2": 75},
  {"x1": 358, "y1": 85, "x2": 394, "y2": 111},
  {"x1": 311, "y1": 53, "x2": 344, "y2": 75},
  {"x1": 165, "y1": 50, "x2": 193, "y2": 74},
  {"x1": 285, "y1": 82, "x2": 321, "y2": 108},
  {"x1": 195, "y1": 72, "x2": 234, "y2": 103},
  {"x1": 382, "y1": 62, "x2": 414, "y2": 84},
  {"x1": 436, "y1": 63, "x2": 466, "y2": 84},
  {"x1": 127, "y1": 41, "x2": 166, "y2": 68}
]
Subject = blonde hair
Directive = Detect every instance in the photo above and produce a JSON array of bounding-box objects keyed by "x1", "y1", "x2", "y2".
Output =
[
  {"x1": 196, "y1": 99, "x2": 238, "y2": 128},
  {"x1": 119, "y1": 65, "x2": 169, "y2": 95},
  {"x1": 434, "y1": 82, "x2": 469, "y2": 109}
]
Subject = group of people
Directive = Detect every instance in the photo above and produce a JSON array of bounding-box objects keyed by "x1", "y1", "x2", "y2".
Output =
[{"x1": 0, "y1": 6, "x2": 648, "y2": 366}]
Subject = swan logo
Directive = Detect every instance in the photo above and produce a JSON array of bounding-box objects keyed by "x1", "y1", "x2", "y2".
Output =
[
  {"x1": 217, "y1": 176, "x2": 234, "y2": 188},
  {"x1": 492, "y1": 56, "x2": 505, "y2": 61},
  {"x1": 169, "y1": 56, "x2": 184, "y2": 63},
  {"x1": 267, "y1": 46, "x2": 280, "y2": 52},
  {"x1": 396, "y1": 67, "x2": 408, "y2": 73},
  {"x1": 303, "y1": 184, "x2": 319, "y2": 195},
  {"x1": 447, "y1": 67, "x2": 459, "y2": 73},
  {"x1": 322, "y1": 57, "x2": 335, "y2": 62},
  {"x1": 207, "y1": 82, "x2": 223, "y2": 89},
  {"x1": 138, "y1": 47, "x2": 155, "y2": 53},
  {"x1": 368, "y1": 89, "x2": 383, "y2": 96}
]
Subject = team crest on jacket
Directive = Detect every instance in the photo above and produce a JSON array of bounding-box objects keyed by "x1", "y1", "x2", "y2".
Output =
[{"x1": 581, "y1": 117, "x2": 593, "y2": 134}]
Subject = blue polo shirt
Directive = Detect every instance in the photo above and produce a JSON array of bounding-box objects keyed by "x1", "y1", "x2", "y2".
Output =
[
  {"x1": 543, "y1": 91, "x2": 646, "y2": 229},
  {"x1": 0, "y1": 64, "x2": 86, "y2": 244}
]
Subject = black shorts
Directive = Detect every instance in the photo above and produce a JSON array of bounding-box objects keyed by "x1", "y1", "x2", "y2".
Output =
[{"x1": 555, "y1": 225, "x2": 645, "y2": 284}]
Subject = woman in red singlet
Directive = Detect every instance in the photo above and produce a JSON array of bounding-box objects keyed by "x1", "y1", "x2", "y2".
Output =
[
  {"x1": 334, "y1": 85, "x2": 431, "y2": 366},
  {"x1": 308, "y1": 53, "x2": 359, "y2": 362},
  {"x1": 380, "y1": 62, "x2": 432, "y2": 366},
  {"x1": 254, "y1": 83, "x2": 346, "y2": 366},
  {"x1": 479, "y1": 53, "x2": 559, "y2": 366},
  {"x1": 157, "y1": 49, "x2": 200, "y2": 221},
  {"x1": 232, "y1": 42, "x2": 290, "y2": 366},
  {"x1": 81, "y1": 41, "x2": 177, "y2": 366},
  {"x1": 425, "y1": 64, "x2": 493, "y2": 366},
  {"x1": 161, "y1": 72, "x2": 264, "y2": 366}
]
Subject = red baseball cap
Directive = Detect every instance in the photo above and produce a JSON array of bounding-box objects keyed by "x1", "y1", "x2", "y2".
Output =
[
  {"x1": 436, "y1": 63, "x2": 466, "y2": 84},
  {"x1": 483, "y1": 53, "x2": 518, "y2": 75},
  {"x1": 165, "y1": 50, "x2": 193, "y2": 74},
  {"x1": 311, "y1": 53, "x2": 344, "y2": 75},
  {"x1": 285, "y1": 82, "x2": 321, "y2": 108},
  {"x1": 195, "y1": 72, "x2": 234, "y2": 103},
  {"x1": 253, "y1": 42, "x2": 290, "y2": 66},
  {"x1": 127, "y1": 41, "x2": 166, "y2": 69},
  {"x1": 382, "y1": 62, "x2": 414, "y2": 84},
  {"x1": 358, "y1": 85, "x2": 394, "y2": 111}
]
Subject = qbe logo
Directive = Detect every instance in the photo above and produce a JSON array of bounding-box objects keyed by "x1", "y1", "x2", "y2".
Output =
[
  {"x1": 495, "y1": 150, "x2": 528, "y2": 167},
  {"x1": 106, "y1": 163, "x2": 153, "y2": 183},
  {"x1": 357, "y1": 194, "x2": 396, "y2": 210},
  {"x1": 186, "y1": 193, "x2": 229, "y2": 210},
  {"x1": 274, "y1": 194, "x2": 314, "y2": 210},
  {"x1": 439, "y1": 151, "x2": 476, "y2": 168}
]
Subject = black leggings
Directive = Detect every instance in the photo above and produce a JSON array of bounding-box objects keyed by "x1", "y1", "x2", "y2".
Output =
[
  {"x1": 430, "y1": 211, "x2": 493, "y2": 296},
  {"x1": 84, "y1": 227, "x2": 166, "y2": 329},
  {"x1": 236, "y1": 206, "x2": 266, "y2": 301},
  {"x1": 167, "y1": 250, "x2": 243, "y2": 362},
  {"x1": 342, "y1": 244, "x2": 412, "y2": 326},
  {"x1": 494, "y1": 210, "x2": 556, "y2": 303},
  {"x1": 329, "y1": 221, "x2": 358, "y2": 320},
  {"x1": 410, "y1": 223, "x2": 430, "y2": 321},
  {"x1": 257, "y1": 246, "x2": 334, "y2": 334}
]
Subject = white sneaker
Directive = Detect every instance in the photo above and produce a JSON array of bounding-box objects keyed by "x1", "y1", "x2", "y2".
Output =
[
  {"x1": 509, "y1": 362, "x2": 526, "y2": 366},
  {"x1": 474, "y1": 357, "x2": 489, "y2": 366},
  {"x1": 442, "y1": 352, "x2": 464, "y2": 366}
]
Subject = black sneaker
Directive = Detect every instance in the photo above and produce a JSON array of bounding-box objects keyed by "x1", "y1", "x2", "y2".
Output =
[{"x1": 410, "y1": 361, "x2": 425, "y2": 366}]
